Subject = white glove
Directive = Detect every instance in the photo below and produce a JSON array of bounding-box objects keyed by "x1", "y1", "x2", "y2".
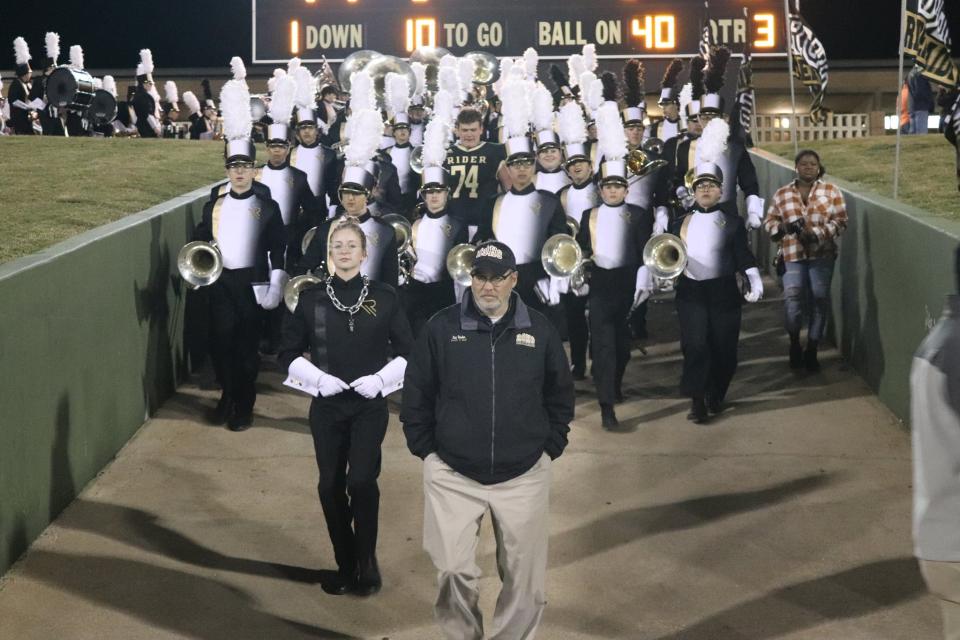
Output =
[
  {"x1": 454, "y1": 281, "x2": 469, "y2": 303},
  {"x1": 350, "y1": 375, "x2": 384, "y2": 399},
  {"x1": 319, "y1": 373, "x2": 351, "y2": 397},
  {"x1": 552, "y1": 275, "x2": 571, "y2": 296},
  {"x1": 633, "y1": 266, "x2": 655, "y2": 309},
  {"x1": 743, "y1": 267, "x2": 764, "y2": 303},
  {"x1": 283, "y1": 357, "x2": 350, "y2": 398},
  {"x1": 745, "y1": 195, "x2": 765, "y2": 230},
  {"x1": 653, "y1": 206, "x2": 669, "y2": 236},
  {"x1": 368, "y1": 356, "x2": 407, "y2": 397},
  {"x1": 534, "y1": 277, "x2": 555, "y2": 305},
  {"x1": 260, "y1": 269, "x2": 289, "y2": 310}
]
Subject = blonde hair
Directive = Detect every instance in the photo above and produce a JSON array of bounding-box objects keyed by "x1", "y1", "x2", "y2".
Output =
[{"x1": 329, "y1": 219, "x2": 367, "y2": 252}]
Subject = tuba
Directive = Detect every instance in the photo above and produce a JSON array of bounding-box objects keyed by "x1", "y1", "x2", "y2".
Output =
[
  {"x1": 446, "y1": 243, "x2": 476, "y2": 287},
  {"x1": 541, "y1": 233, "x2": 589, "y2": 290},
  {"x1": 464, "y1": 51, "x2": 500, "y2": 86},
  {"x1": 565, "y1": 217, "x2": 580, "y2": 238},
  {"x1": 301, "y1": 225, "x2": 318, "y2": 256},
  {"x1": 408, "y1": 46, "x2": 451, "y2": 92},
  {"x1": 283, "y1": 273, "x2": 324, "y2": 313},
  {"x1": 337, "y1": 49, "x2": 383, "y2": 92},
  {"x1": 642, "y1": 233, "x2": 688, "y2": 288},
  {"x1": 382, "y1": 213, "x2": 417, "y2": 285},
  {"x1": 409, "y1": 145, "x2": 424, "y2": 174},
  {"x1": 177, "y1": 241, "x2": 223, "y2": 288},
  {"x1": 626, "y1": 147, "x2": 669, "y2": 178},
  {"x1": 363, "y1": 56, "x2": 417, "y2": 111}
]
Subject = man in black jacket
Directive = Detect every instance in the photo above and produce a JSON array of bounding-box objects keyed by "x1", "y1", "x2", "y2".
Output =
[{"x1": 401, "y1": 241, "x2": 575, "y2": 640}]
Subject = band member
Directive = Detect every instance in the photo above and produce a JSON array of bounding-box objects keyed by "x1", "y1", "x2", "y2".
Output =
[
  {"x1": 404, "y1": 120, "x2": 469, "y2": 336},
  {"x1": 92, "y1": 75, "x2": 118, "y2": 138},
  {"x1": 158, "y1": 80, "x2": 179, "y2": 138},
  {"x1": 650, "y1": 59, "x2": 684, "y2": 144},
  {"x1": 190, "y1": 98, "x2": 218, "y2": 140},
  {"x1": 533, "y1": 84, "x2": 571, "y2": 194},
  {"x1": 384, "y1": 75, "x2": 418, "y2": 218},
  {"x1": 296, "y1": 109, "x2": 400, "y2": 287},
  {"x1": 33, "y1": 32, "x2": 66, "y2": 137},
  {"x1": 575, "y1": 103, "x2": 654, "y2": 430},
  {"x1": 622, "y1": 59, "x2": 669, "y2": 234},
  {"x1": 318, "y1": 84, "x2": 339, "y2": 126},
  {"x1": 659, "y1": 56, "x2": 707, "y2": 222},
  {"x1": 697, "y1": 47, "x2": 764, "y2": 227},
  {"x1": 556, "y1": 101, "x2": 600, "y2": 379},
  {"x1": 445, "y1": 108, "x2": 508, "y2": 239},
  {"x1": 194, "y1": 61, "x2": 287, "y2": 431},
  {"x1": 291, "y1": 109, "x2": 337, "y2": 208},
  {"x1": 279, "y1": 220, "x2": 412, "y2": 596},
  {"x1": 133, "y1": 49, "x2": 161, "y2": 138},
  {"x1": 114, "y1": 86, "x2": 139, "y2": 137},
  {"x1": 183, "y1": 90, "x2": 202, "y2": 133},
  {"x1": 476, "y1": 77, "x2": 567, "y2": 313},
  {"x1": 764, "y1": 149, "x2": 848, "y2": 372},
  {"x1": 9, "y1": 37, "x2": 36, "y2": 135},
  {"x1": 670, "y1": 119, "x2": 763, "y2": 424}
]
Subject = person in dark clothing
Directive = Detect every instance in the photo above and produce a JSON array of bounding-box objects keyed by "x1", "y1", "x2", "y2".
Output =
[
  {"x1": 401, "y1": 240, "x2": 574, "y2": 639},
  {"x1": 279, "y1": 221, "x2": 412, "y2": 597},
  {"x1": 908, "y1": 65, "x2": 934, "y2": 135}
]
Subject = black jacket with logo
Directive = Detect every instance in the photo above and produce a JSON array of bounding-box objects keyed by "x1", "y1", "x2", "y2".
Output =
[{"x1": 401, "y1": 291, "x2": 574, "y2": 485}]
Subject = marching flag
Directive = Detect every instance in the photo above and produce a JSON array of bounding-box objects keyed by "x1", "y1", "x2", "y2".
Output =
[
  {"x1": 788, "y1": 8, "x2": 830, "y2": 123},
  {"x1": 699, "y1": 1, "x2": 713, "y2": 60},
  {"x1": 732, "y1": 7, "x2": 756, "y2": 146},
  {"x1": 903, "y1": 0, "x2": 958, "y2": 87}
]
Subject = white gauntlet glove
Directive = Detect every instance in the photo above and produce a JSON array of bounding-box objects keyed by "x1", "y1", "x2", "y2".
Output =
[
  {"x1": 633, "y1": 266, "x2": 655, "y2": 309},
  {"x1": 351, "y1": 356, "x2": 407, "y2": 398},
  {"x1": 745, "y1": 195, "x2": 765, "y2": 230},
  {"x1": 284, "y1": 357, "x2": 350, "y2": 398},
  {"x1": 534, "y1": 277, "x2": 559, "y2": 306},
  {"x1": 653, "y1": 206, "x2": 670, "y2": 236},
  {"x1": 743, "y1": 267, "x2": 764, "y2": 303},
  {"x1": 260, "y1": 269, "x2": 289, "y2": 310}
]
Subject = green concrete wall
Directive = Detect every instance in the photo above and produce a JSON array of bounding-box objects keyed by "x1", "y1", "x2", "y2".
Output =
[
  {"x1": 750, "y1": 149, "x2": 960, "y2": 424},
  {"x1": 0, "y1": 186, "x2": 211, "y2": 576}
]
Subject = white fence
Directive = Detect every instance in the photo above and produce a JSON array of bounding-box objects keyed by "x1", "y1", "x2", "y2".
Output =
[{"x1": 753, "y1": 113, "x2": 870, "y2": 143}]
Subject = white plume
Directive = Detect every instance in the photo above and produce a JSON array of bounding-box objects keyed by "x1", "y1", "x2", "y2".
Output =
[
  {"x1": 438, "y1": 66, "x2": 462, "y2": 102},
  {"x1": 182, "y1": 90, "x2": 200, "y2": 114},
  {"x1": 230, "y1": 56, "x2": 247, "y2": 81},
  {"x1": 69, "y1": 45, "x2": 84, "y2": 70},
  {"x1": 679, "y1": 82, "x2": 693, "y2": 127},
  {"x1": 439, "y1": 54, "x2": 458, "y2": 71},
  {"x1": 385, "y1": 72, "x2": 410, "y2": 118},
  {"x1": 293, "y1": 66, "x2": 315, "y2": 108},
  {"x1": 267, "y1": 68, "x2": 286, "y2": 93},
  {"x1": 422, "y1": 117, "x2": 448, "y2": 169},
  {"x1": 287, "y1": 57, "x2": 301, "y2": 75},
  {"x1": 531, "y1": 84, "x2": 554, "y2": 131},
  {"x1": 45, "y1": 32, "x2": 60, "y2": 63},
  {"x1": 139, "y1": 48, "x2": 154, "y2": 74},
  {"x1": 523, "y1": 47, "x2": 538, "y2": 80},
  {"x1": 220, "y1": 78, "x2": 252, "y2": 141},
  {"x1": 567, "y1": 54, "x2": 585, "y2": 87},
  {"x1": 596, "y1": 102, "x2": 626, "y2": 161},
  {"x1": 164, "y1": 80, "x2": 178, "y2": 105},
  {"x1": 343, "y1": 109, "x2": 384, "y2": 166},
  {"x1": 579, "y1": 71, "x2": 597, "y2": 98},
  {"x1": 13, "y1": 37, "x2": 30, "y2": 66},
  {"x1": 500, "y1": 77, "x2": 531, "y2": 138},
  {"x1": 458, "y1": 57, "x2": 475, "y2": 97},
  {"x1": 697, "y1": 118, "x2": 730, "y2": 165},
  {"x1": 432, "y1": 89, "x2": 456, "y2": 128},
  {"x1": 493, "y1": 57, "x2": 513, "y2": 95},
  {"x1": 582, "y1": 44, "x2": 597, "y2": 71},
  {"x1": 349, "y1": 70, "x2": 375, "y2": 112},
  {"x1": 269, "y1": 74, "x2": 297, "y2": 124},
  {"x1": 411, "y1": 61, "x2": 427, "y2": 98},
  {"x1": 557, "y1": 101, "x2": 587, "y2": 144},
  {"x1": 102, "y1": 75, "x2": 117, "y2": 97},
  {"x1": 586, "y1": 77, "x2": 604, "y2": 112}
]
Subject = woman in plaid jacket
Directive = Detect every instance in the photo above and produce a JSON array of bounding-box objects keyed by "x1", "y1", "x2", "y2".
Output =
[{"x1": 764, "y1": 149, "x2": 848, "y2": 372}]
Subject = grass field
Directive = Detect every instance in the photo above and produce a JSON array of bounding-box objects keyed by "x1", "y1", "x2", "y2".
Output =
[
  {"x1": 0, "y1": 137, "x2": 226, "y2": 264},
  {"x1": 761, "y1": 135, "x2": 959, "y2": 221}
]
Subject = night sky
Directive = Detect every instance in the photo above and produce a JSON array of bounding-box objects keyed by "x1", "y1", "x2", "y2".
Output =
[{"x1": 0, "y1": 1, "x2": 957, "y2": 71}]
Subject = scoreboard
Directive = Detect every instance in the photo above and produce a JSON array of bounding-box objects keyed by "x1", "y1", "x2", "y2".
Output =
[{"x1": 252, "y1": 0, "x2": 788, "y2": 63}]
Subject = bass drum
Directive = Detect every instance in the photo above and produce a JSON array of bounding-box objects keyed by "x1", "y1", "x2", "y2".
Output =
[
  {"x1": 88, "y1": 90, "x2": 118, "y2": 124},
  {"x1": 46, "y1": 66, "x2": 96, "y2": 112}
]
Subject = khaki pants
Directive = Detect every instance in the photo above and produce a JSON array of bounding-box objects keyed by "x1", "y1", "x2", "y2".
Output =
[
  {"x1": 922, "y1": 559, "x2": 960, "y2": 640},
  {"x1": 423, "y1": 452, "x2": 552, "y2": 640}
]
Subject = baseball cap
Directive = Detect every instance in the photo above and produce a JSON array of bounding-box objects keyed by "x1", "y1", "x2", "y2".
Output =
[{"x1": 472, "y1": 241, "x2": 517, "y2": 276}]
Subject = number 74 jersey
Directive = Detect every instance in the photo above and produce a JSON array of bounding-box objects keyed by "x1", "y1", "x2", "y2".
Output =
[{"x1": 443, "y1": 141, "x2": 507, "y2": 228}]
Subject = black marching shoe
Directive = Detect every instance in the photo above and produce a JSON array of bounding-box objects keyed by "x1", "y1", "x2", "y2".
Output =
[
  {"x1": 706, "y1": 394, "x2": 724, "y2": 415},
  {"x1": 571, "y1": 366, "x2": 586, "y2": 381},
  {"x1": 205, "y1": 395, "x2": 233, "y2": 425},
  {"x1": 353, "y1": 556, "x2": 382, "y2": 597},
  {"x1": 320, "y1": 569, "x2": 355, "y2": 596},
  {"x1": 227, "y1": 411, "x2": 253, "y2": 432},
  {"x1": 600, "y1": 404, "x2": 620, "y2": 430},
  {"x1": 804, "y1": 342, "x2": 820, "y2": 373},
  {"x1": 789, "y1": 341, "x2": 803, "y2": 369},
  {"x1": 687, "y1": 397, "x2": 709, "y2": 424}
]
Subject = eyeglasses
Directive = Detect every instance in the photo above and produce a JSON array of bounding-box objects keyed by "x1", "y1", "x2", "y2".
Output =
[
  {"x1": 694, "y1": 182, "x2": 720, "y2": 191},
  {"x1": 508, "y1": 159, "x2": 534, "y2": 168},
  {"x1": 471, "y1": 272, "x2": 513, "y2": 286}
]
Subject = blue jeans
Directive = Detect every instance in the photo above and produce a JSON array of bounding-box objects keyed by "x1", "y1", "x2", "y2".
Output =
[
  {"x1": 910, "y1": 110, "x2": 929, "y2": 134},
  {"x1": 782, "y1": 257, "x2": 835, "y2": 342}
]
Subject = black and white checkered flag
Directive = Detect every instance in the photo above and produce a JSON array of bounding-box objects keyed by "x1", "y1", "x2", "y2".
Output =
[
  {"x1": 699, "y1": 1, "x2": 713, "y2": 60},
  {"x1": 788, "y1": 9, "x2": 830, "y2": 123}
]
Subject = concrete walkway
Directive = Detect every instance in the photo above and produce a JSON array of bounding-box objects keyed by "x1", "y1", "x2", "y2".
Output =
[{"x1": 0, "y1": 286, "x2": 940, "y2": 639}]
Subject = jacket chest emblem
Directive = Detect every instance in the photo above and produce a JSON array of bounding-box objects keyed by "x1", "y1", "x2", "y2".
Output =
[
  {"x1": 530, "y1": 200, "x2": 542, "y2": 215},
  {"x1": 515, "y1": 333, "x2": 536, "y2": 348},
  {"x1": 619, "y1": 210, "x2": 632, "y2": 223},
  {"x1": 368, "y1": 231, "x2": 381, "y2": 247},
  {"x1": 360, "y1": 299, "x2": 377, "y2": 316},
  {"x1": 251, "y1": 206, "x2": 262, "y2": 220},
  {"x1": 450, "y1": 334, "x2": 468, "y2": 343},
  {"x1": 442, "y1": 223, "x2": 453, "y2": 238},
  {"x1": 287, "y1": 177, "x2": 295, "y2": 187}
]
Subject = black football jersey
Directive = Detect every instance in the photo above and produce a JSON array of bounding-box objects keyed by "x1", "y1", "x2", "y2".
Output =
[{"x1": 443, "y1": 141, "x2": 507, "y2": 226}]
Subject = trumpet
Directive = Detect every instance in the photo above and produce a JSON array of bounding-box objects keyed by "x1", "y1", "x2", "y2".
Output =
[
  {"x1": 541, "y1": 233, "x2": 589, "y2": 291},
  {"x1": 177, "y1": 241, "x2": 223, "y2": 289},
  {"x1": 283, "y1": 272, "x2": 324, "y2": 313},
  {"x1": 446, "y1": 243, "x2": 476, "y2": 287},
  {"x1": 642, "y1": 233, "x2": 688, "y2": 289}
]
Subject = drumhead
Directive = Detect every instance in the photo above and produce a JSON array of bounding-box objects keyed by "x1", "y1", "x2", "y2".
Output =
[
  {"x1": 47, "y1": 66, "x2": 95, "y2": 108},
  {"x1": 90, "y1": 90, "x2": 118, "y2": 123}
]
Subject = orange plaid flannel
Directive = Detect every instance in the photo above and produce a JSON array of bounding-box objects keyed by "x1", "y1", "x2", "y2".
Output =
[{"x1": 764, "y1": 179, "x2": 847, "y2": 262}]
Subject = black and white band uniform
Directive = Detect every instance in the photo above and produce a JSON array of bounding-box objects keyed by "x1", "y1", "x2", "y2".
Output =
[
  {"x1": 294, "y1": 211, "x2": 400, "y2": 288},
  {"x1": 278, "y1": 225, "x2": 413, "y2": 596},
  {"x1": 670, "y1": 162, "x2": 763, "y2": 422},
  {"x1": 475, "y1": 182, "x2": 568, "y2": 313},
  {"x1": 290, "y1": 107, "x2": 339, "y2": 208},
  {"x1": 575, "y1": 176, "x2": 654, "y2": 428},
  {"x1": 255, "y1": 159, "x2": 322, "y2": 269},
  {"x1": 194, "y1": 169, "x2": 287, "y2": 428}
]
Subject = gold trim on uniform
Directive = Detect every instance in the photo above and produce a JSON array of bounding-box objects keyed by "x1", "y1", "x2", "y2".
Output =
[
  {"x1": 491, "y1": 195, "x2": 505, "y2": 238},
  {"x1": 588, "y1": 207, "x2": 600, "y2": 256},
  {"x1": 211, "y1": 197, "x2": 226, "y2": 239}
]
